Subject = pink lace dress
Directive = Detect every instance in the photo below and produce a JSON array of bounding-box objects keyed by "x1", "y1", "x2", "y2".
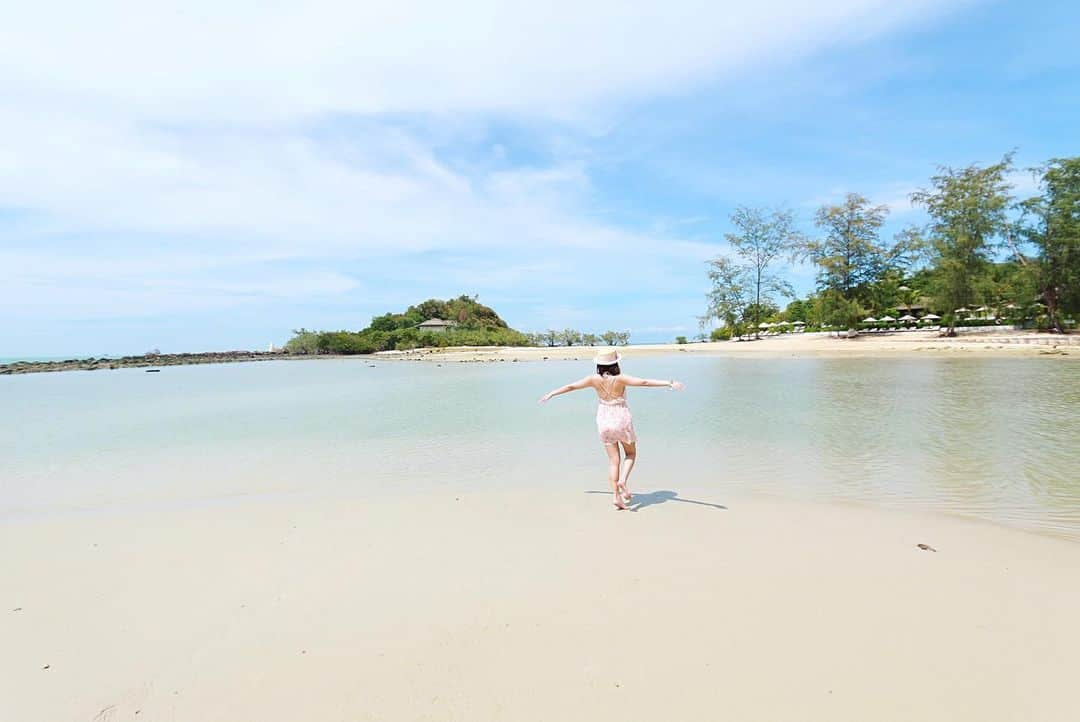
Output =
[{"x1": 595, "y1": 375, "x2": 637, "y2": 445}]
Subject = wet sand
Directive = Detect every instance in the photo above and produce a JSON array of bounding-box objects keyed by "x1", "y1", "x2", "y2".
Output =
[{"x1": 3, "y1": 485, "x2": 1078, "y2": 722}]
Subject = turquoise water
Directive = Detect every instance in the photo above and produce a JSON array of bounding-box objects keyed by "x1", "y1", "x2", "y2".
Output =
[{"x1": 2, "y1": 357, "x2": 1078, "y2": 539}]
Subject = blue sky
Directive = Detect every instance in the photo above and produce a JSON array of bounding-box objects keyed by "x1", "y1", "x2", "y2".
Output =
[{"x1": 2, "y1": 0, "x2": 1078, "y2": 356}]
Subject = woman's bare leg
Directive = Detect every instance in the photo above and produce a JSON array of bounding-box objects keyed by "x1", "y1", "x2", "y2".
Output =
[
  {"x1": 604, "y1": 443, "x2": 627, "y2": 509},
  {"x1": 619, "y1": 441, "x2": 637, "y2": 501}
]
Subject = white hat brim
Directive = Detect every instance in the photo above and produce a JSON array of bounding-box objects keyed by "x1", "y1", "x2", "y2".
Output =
[{"x1": 593, "y1": 351, "x2": 622, "y2": 364}]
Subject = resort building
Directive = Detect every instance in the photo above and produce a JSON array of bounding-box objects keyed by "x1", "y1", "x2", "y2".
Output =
[
  {"x1": 895, "y1": 298, "x2": 930, "y2": 318},
  {"x1": 415, "y1": 318, "x2": 458, "y2": 333}
]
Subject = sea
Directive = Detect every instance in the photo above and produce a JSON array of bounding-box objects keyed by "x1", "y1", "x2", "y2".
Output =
[{"x1": 2, "y1": 356, "x2": 1078, "y2": 540}]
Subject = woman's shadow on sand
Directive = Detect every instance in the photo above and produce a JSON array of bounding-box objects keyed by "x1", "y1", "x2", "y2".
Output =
[{"x1": 585, "y1": 489, "x2": 727, "y2": 512}]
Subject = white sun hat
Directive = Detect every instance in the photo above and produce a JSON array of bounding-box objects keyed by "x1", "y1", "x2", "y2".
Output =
[{"x1": 593, "y1": 350, "x2": 622, "y2": 365}]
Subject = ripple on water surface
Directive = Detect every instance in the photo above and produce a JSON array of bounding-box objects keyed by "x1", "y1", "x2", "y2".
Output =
[{"x1": 1, "y1": 357, "x2": 1078, "y2": 540}]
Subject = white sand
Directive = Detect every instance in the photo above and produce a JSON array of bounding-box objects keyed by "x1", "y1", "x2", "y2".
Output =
[
  {"x1": 376, "y1": 330, "x2": 1078, "y2": 362},
  {"x1": 3, "y1": 486, "x2": 1078, "y2": 722}
]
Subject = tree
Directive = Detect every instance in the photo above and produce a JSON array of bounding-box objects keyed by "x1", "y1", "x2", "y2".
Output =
[
  {"x1": 581, "y1": 333, "x2": 599, "y2": 346},
  {"x1": 783, "y1": 299, "x2": 808, "y2": 324},
  {"x1": 1018, "y1": 157, "x2": 1080, "y2": 332},
  {"x1": 411, "y1": 299, "x2": 450, "y2": 321},
  {"x1": 817, "y1": 290, "x2": 862, "y2": 334},
  {"x1": 368, "y1": 313, "x2": 401, "y2": 332},
  {"x1": 701, "y1": 255, "x2": 751, "y2": 340},
  {"x1": 316, "y1": 331, "x2": 379, "y2": 355},
  {"x1": 542, "y1": 330, "x2": 559, "y2": 347},
  {"x1": 972, "y1": 260, "x2": 1037, "y2": 318},
  {"x1": 559, "y1": 328, "x2": 583, "y2": 346},
  {"x1": 284, "y1": 328, "x2": 321, "y2": 354},
  {"x1": 615, "y1": 331, "x2": 631, "y2": 346},
  {"x1": 805, "y1": 193, "x2": 890, "y2": 299},
  {"x1": 864, "y1": 270, "x2": 903, "y2": 316},
  {"x1": 802, "y1": 195, "x2": 923, "y2": 326},
  {"x1": 710, "y1": 327, "x2": 732, "y2": 341},
  {"x1": 726, "y1": 206, "x2": 799, "y2": 337},
  {"x1": 742, "y1": 302, "x2": 779, "y2": 326},
  {"x1": 910, "y1": 153, "x2": 1015, "y2": 335},
  {"x1": 601, "y1": 331, "x2": 619, "y2": 346}
]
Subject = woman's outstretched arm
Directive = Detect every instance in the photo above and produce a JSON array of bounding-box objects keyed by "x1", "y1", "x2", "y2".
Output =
[
  {"x1": 539, "y1": 376, "x2": 595, "y2": 403},
  {"x1": 620, "y1": 375, "x2": 685, "y2": 390}
]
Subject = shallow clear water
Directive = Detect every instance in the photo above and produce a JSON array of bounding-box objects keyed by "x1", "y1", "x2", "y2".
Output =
[{"x1": 2, "y1": 357, "x2": 1078, "y2": 539}]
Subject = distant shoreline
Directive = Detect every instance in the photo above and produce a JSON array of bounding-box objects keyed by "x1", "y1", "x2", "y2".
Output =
[
  {"x1": 375, "y1": 329, "x2": 1078, "y2": 362},
  {"x1": 3, "y1": 330, "x2": 1076, "y2": 375},
  {"x1": 0, "y1": 350, "x2": 301, "y2": 375}
]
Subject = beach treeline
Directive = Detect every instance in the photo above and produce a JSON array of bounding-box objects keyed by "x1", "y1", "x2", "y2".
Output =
[
  {"x1": 703, "y1": 154, "x2": 1079, "y2": 338},
  {"x1": 525, "y1": 330, "x2": 631, "y2": 347},
  {"x1": 285, "y1": 295, "x2": 530, "y2": 354}
]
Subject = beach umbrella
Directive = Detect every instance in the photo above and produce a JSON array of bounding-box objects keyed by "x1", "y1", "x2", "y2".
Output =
[
  {"x1": 975, "y1": 306, "x2": 988, "y2": 312},
  {"x1": 924, "y1": 313, "x2": 941, "y2": 320},
  {"x1": 880, "y1": 315, "x2": 896, "y2": 322},
  {"x1": 776, "y1": 320, "x2": 791, "y2": 325},
  {"x1": 1005, "y1": 303, "x2": 1019, "y2": 309},
  {"x1": 954, "y1": 307, "x2": 968, "y2": 313},
  {"x1": 793, "y1": 321, "x2": 805, "y2": 325},
  {"x1": 899, "y1": 314, "x2": 917, "y2": 321},
  {"x1": 758, "y1": 322, "x2": 771, "y2": 328},
  {"x1": 862, "y1": 316, "x2": 877, "y2": 323}
]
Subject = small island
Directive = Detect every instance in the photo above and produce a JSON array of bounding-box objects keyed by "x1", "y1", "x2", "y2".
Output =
[
  {"x1": 284, "y1": 295, "x2": 531, "y2": 355},
  {"x1": 0, "y1": 295, "x2": 533, "y2": 375}
]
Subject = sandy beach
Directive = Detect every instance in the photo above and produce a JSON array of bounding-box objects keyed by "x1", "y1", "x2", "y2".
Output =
[
  {"x1": 3, "y1": 485, "x2": 1078, "y2": 722},
  {"x1": 376, "y1": 329, "x2": 1078, "y2": 363}
]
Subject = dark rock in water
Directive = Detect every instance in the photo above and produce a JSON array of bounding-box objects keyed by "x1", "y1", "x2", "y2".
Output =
[
  {"x1": 2, "y1": 350, "x2": 295, "y2": 375},
  {"x1": 145, "y1": 369, "x2": 161, "y2": 373}
]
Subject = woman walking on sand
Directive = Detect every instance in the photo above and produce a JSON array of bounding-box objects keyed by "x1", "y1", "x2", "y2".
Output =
[{"x1": 539, "y1": 350, "x2": 684, "y2": 510}]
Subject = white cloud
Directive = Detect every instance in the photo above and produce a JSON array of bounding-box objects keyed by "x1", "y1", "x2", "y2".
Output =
[
  {"x1": 2, "y1": 1, "x2": 957, "y2": 119},
  {"x1": 0, "y1": 0, "x2": 966, "y2": 332}
]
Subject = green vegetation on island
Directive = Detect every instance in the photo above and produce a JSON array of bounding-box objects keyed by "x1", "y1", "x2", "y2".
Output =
[
  {"x1": 285, "y1": 295, "x2": 531, "y2": 354},
  {"x1": 703, "y1": 153, "x2": 1080, "y2": 338}
]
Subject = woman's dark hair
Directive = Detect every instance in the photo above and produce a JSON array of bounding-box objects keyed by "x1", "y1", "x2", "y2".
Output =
[{"x1": 596, "y1": 362, "x2": 621, "y2": 376}]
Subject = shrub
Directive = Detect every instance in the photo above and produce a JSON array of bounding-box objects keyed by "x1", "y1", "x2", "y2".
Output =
[
  {"x1": 316, "y1": 331, "x2": 379, "y2": 355},
  {"x1": 284, "y1": 329, "x2": 321, "y2": 355}
]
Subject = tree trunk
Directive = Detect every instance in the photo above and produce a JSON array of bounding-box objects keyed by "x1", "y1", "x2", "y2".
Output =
[{"x1": 1045, "y1": 288, "x2": 1064, "y2": 333}]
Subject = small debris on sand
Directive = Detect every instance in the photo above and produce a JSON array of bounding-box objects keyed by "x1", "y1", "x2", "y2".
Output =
[{"x1": 917, "y1": 543, "x2": 937, "y2": 552}]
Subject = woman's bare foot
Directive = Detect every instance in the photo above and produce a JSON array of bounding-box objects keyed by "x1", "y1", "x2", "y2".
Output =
[
  {"x1": 613, "y1": 492, "x2": 629, "y2": 510},
  {"x1": 617, "y1": 482, "x2": 632, "y2": 504}
]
